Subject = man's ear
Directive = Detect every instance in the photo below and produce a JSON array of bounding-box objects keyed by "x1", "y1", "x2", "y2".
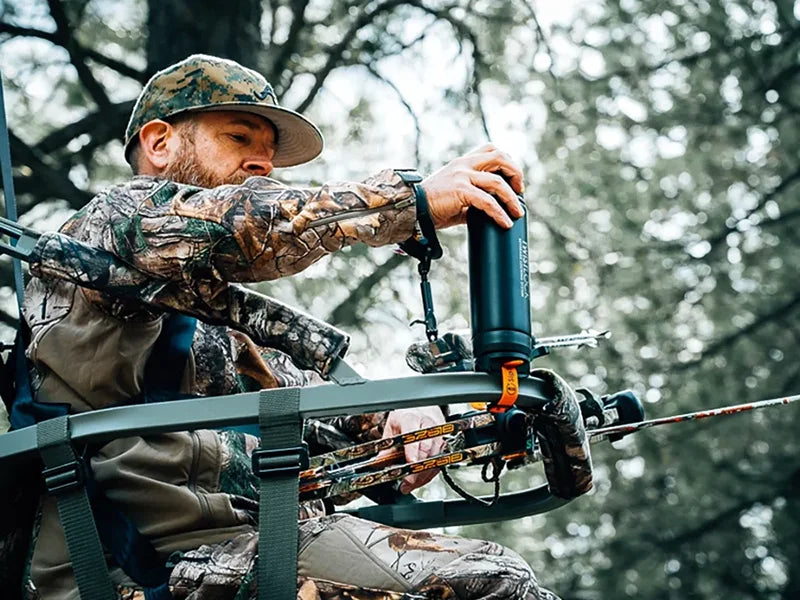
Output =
[{"x1": 137, "y1": 119, "x2": 181, "y2": 173}]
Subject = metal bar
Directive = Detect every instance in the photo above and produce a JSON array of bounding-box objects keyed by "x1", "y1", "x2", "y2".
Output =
[
  {"x1": 0, "y1": 74, "x2": 17, "y2": 222},
  {"x1": 0, "y1": 238, "x2": 34, "y2": 260},
  {"x1": 0, "y1": 214, "x2": 40, "y2": 238},
  {"x1": 348, "y1": 484, "x2": 568, "y2": 528},
  {"x1": 0, "y1": 218, "x2": 23, "y2": 237},
  {"x1": 0, "y1": 72, "x2": 27, "y2": 310},
  {"x1": 0, "y1": 374, "x2": 551, "y2": 465},
  {"x1": 0, "y1": 375, "x2": 565, "y2": 530}
]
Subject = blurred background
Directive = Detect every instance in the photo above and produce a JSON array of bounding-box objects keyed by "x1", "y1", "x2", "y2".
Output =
[{"x1": 1, "y1": 1, "x2": 799, "y2": 598}]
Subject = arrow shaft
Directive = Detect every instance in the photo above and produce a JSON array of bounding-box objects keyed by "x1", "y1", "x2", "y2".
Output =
[{"x1": 589, "y1": 394, "x2": 800, "y2": 440}]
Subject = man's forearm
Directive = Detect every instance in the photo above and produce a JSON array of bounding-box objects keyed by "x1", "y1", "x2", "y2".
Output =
[
  {"x1": 65, "y1": 170, "x2": 416, "y2": 286},
  {"x1": 159, "y1": 169, "x2": 416, "y2": 282}
]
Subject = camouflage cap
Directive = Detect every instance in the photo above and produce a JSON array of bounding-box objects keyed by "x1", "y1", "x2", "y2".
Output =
[{"x1": 124, "y1": 54, "x2": 323, "y2": 168}]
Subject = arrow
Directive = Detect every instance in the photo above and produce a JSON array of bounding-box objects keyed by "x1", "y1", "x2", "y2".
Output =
[{"x1": 588, "y1": 394, "x2": 800, "y2": 442}]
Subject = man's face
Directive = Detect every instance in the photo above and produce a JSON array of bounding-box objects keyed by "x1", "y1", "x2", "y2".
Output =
[{"x1": 164, "y1": 111, "x2": 277, "y2": 188}]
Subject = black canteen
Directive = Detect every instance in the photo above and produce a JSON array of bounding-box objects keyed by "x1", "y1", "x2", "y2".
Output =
[{"x1": 467, "y1": 194, "x2": 534, "y2": 375}]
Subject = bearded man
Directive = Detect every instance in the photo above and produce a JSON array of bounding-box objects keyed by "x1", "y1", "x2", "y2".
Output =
[{"x1": 16, "y1": 54, "x2": 560, "y2": 600}]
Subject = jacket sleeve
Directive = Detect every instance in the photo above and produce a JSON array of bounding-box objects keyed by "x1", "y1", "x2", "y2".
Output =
[{"x1": 63, "y1": 169, "x2": 417, "y2": 285}]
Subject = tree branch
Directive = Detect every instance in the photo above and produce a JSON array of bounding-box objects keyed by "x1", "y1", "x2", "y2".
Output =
[
  {"x1": 267, "y1": 0, "x2": 311, "y2": 86},
  {"x1": 83, "y1": 52, "x2": 147, "y2": 83},
  {"x1": 675, "y1": 291, "x2": 800, "y2": 371},
  {"x1": 703, "y1": 166, "x2": 800, "y2": 251},
  {"x1": 762, "y1": 206, "x2": 800, "y2": 230},
  {"x1": 9, "y1": 130, "x2": 93, "y2": 209},
  {"x1": 464, "y1": 24, "x2": 490, "y2": 138},
  {"x1": 292, "y1": 0, "x2": 492, "y2": 141},
  {"x1": 45, "y1": 0, "x2": 111, "y2": 109},
  {"x1": 0, "y1": 260, "x2": 15, "y2": 298},
  {"x1": 328, "y1": 253, "x2": 407, "y2": 327},
  {"x1": 294, "y1": 0, "x2": 412, "y2": 113},
  {"x1": 34, "y1": 100, "x2": 135, "y2": 155},
  {"x1": 0, "y1": 307, "x2": 18, "y2": 329},
  {"x1": 363, "y1": 63, "x2": 421, "y2": 164},
  {"x1": 0, "y1": 23, "x2": 146, "y2": 82},
  {"x1": 409, "y1": 3, "x2": 492, "y2": 138},
  {"x1": 587, "y1": 29, "x2": 779, "y2": 85},
  {"x1": 605, "y1": 471, "x2": 795, "y2": 565},
  {"x1": 520, "y1": 0, "x2": 561, "y2": 91},
  {"x1": 528, "y1": 204, "x2": 593, "y2": 262},
  {"x1": 266, "y1": 0, "x2": 277, "y2": 48},
  {"x1": 663, "y1": 495, "x2": 771, "y2": 548},
  {"x1": 661, "y1": 165, "x2": 800, "y2": 256},
  {"x1": 0, "y1": 23, "x2": 58, "y2": 43}
]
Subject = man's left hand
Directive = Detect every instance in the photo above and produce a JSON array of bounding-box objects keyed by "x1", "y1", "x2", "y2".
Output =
[{"x1": 381, "y1": 406, "x2": 447, "y2": 494}]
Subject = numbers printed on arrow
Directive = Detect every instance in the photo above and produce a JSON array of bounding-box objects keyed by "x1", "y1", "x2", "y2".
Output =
[
  {"x1": 410, "y1": 451, "x2": 466, "y2": 473},
  {"x1": 401, "y1": 422, "x2": 455, "y2": 445}
]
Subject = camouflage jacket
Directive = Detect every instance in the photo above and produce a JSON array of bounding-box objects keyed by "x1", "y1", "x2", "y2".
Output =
[{"x1": 22, "y1": 170, "x2": 417, "y2": 600}]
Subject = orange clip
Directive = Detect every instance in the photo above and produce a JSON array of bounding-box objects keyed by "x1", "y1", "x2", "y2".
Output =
[{"x1": 490, "y1": 359, "x2": 524, "y2": 413}]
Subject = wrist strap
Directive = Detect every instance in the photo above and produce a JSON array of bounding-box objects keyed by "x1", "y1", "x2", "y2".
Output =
[{"x1": 395, "y1": 169, "x2": 442, "y2": 261}]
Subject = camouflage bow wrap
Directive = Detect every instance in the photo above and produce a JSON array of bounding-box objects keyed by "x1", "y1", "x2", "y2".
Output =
[
  {"x1": 406, "y1": 333, "x2": 593, "y2": 499},
  {"x1": 529, "y1": 368, "x2": 593, "y2": 498},
  {"x1": 30, "y1": 231, "x2": 348, "y2": 375},
  {"x1": 125, "y1": 54, "x2": 323, "y2": 168}
]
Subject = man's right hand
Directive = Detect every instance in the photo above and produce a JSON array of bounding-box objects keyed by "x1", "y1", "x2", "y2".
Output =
[{"x1": 421, "y1": 144, "x2": 525, "y2": 230}]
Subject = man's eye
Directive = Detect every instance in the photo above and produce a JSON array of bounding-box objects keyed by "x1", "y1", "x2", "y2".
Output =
[{"x1": 229, "y1": 134, "x2": 248, "y2": 143}]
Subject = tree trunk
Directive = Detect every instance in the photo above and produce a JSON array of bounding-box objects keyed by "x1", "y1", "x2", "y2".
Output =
[{"x1": 146, "y1": 0, "x2": 263, "y2": 73}]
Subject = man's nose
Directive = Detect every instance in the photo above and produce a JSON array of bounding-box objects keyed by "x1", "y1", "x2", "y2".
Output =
[{"x1": 242, "y1": 156, "x2": 273, "y2": 176}]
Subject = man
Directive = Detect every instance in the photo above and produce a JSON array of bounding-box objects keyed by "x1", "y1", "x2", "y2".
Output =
[{"x1": 19, "y1": 54, "x2": 560, "y2": 600}]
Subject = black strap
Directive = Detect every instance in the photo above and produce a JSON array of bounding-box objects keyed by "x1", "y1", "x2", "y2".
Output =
[
  {"x1": 87, "y1": 477, "x2": 172, "y2": 598},
  {"x1": 36, "y1": 416, "x2": 116, "y2": 600},
  {"x1": 142, "y1": 313, "x2": 197, "y2": 402},
  {"x1": 253, "y1": 387, "x2": 305, "y2": 600},
  {"x1": 395, "y1": 169, "x2": 443, "y2": 261}
]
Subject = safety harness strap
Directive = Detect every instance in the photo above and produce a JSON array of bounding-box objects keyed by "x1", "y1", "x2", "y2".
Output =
[
  {"x1": 37, "y1": 416, "x2": 116, "y2": 600},
  {"x1": 254, "y1": 387, "x2": 305, "y2": 600}
]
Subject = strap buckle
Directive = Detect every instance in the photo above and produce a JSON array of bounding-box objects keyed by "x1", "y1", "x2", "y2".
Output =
[
  {"x1": 42, "y1": 459, "x2": 85, "y2": 495},
  {"x1": 252, "y1": 445, "x2": 309, "y2": 478}
]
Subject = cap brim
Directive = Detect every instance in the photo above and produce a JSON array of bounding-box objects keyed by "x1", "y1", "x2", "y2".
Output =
[{"x1": 201, "y1": 103, "x2": 324, "y2": 168}]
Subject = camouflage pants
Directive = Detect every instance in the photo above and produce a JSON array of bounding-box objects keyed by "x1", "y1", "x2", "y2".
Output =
[
  {"x1": 167, "y1": 513, "x2": 559, "y2": 600},
  {"x1": 166, "y1": 431, "x2": 559, "y2": 599}
]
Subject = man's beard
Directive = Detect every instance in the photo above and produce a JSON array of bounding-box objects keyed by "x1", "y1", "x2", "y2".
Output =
[{"x1": 162, "y1": 142, "x2": 251, "y2": 188}]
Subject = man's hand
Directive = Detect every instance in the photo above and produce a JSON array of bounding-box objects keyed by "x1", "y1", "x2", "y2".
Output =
[
  {"x1": 381, "y1": 406, "x2": 447, "y2": 494},
  {"x1": 421, "y1": 144, "x2": 525, "y2": 230}
]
